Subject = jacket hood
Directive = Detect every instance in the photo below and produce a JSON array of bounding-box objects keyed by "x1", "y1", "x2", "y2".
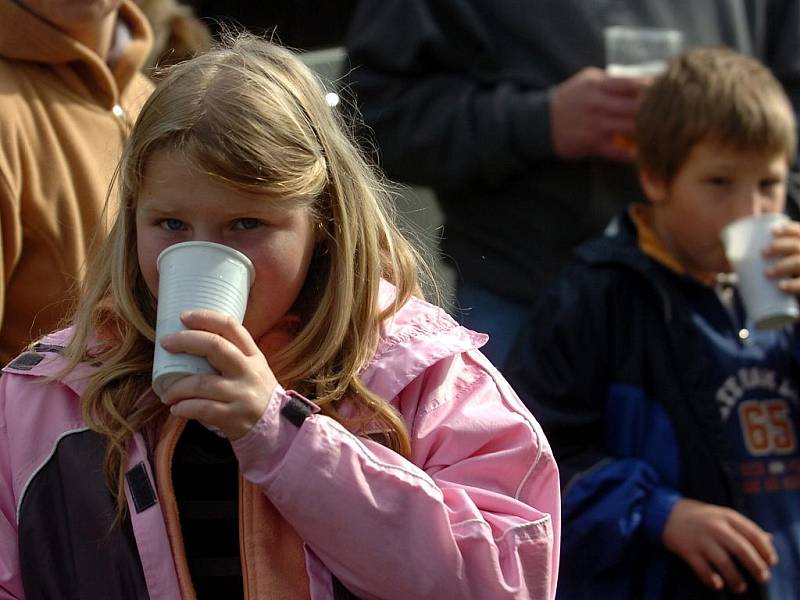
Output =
[
  {"x1": 361, "y1": 280, "x2": 488, "y2": 402},
  {"x1": 575, "y1": 210, "x2": 660, "y2": 275},
  {"x1": 1, "y1": 328, "x2": 101, "y2": 399},
  {"x1": 0, "y1": 0, "x2": 152, "y2": 105},
  {"x1": 573, "y1": 209, "x2": 707, "y2": 325}
]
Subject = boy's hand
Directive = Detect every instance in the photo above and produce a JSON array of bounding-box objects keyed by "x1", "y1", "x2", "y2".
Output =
[
  {"x1": 764, "y1": 219, "x2": 800, "y2": 296},
  {"x1": 158, "y1": 309, "x2": 278, "y2": 441},
  {"x1": 662, "y1": 498, "x2": 777, "y2": 594}
]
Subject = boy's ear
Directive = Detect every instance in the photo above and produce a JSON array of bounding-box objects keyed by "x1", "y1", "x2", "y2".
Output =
[{"x1": 638, "y1": 168, "x2": 669, "y2": 205}]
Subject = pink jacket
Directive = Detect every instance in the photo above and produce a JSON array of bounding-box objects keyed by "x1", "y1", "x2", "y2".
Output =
[{"x1": 0, "y1": 284, "x2": 560, "y2": 599}]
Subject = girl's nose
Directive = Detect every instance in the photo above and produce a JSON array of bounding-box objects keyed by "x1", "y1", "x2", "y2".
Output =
[{"x1": 189, "y1": 229, "x2": 223, "y2": 245}]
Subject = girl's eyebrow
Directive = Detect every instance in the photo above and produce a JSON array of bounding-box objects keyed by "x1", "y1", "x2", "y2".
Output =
[
  {"x1": 136, "y1": 204, "x2": 178, "y2": 215},
  {"x1": 137, "y1": 200, "x2": 290, "y2": 219}
]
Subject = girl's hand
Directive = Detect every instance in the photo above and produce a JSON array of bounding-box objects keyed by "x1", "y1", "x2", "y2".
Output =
[
  {"x1": 158, "y1": 309, "x2": 278, "y2": 440},
  {"x1": 764, "y1": 219, "x2": 800, "y2": 297},
  {"x1": 662, "y1": 498, "x2": 777, "y2": 594}
]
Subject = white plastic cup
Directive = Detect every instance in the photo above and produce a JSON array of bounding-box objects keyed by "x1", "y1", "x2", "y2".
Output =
[
  {"x1": 604, "y1": 26, "x2": 684, "y2": 78},
  {"x1": 720, "y1": 214, "x2": 800, "y2": 330},
  {"x1": 152, "y1": 241, "x2": 255, "y2": 397}
]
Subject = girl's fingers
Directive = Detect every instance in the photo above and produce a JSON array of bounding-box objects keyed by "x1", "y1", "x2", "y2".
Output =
[
  {"x1": 179, "y1": 309, "x2": 260, "y2": 356},
  {"x1": 168, "y1": 392, "x2": 270, "y2": 441},
  {"x1": 159, "y1": 372, "x2": 235, "y2": 406},
  {"x1": 168, "y1": 397, "x2": 240, "y2": 431},
  {"x1": 159, "y1": 328, "x2": 247, "y2": 375}
]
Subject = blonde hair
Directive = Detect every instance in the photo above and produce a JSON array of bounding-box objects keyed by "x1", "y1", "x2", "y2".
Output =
[
  {"x1": 63, "y1": 33, "x2": 430, "y2": 518},
  {"x1": 636, "y1": 47, "x2": 797, "y2": 180}
]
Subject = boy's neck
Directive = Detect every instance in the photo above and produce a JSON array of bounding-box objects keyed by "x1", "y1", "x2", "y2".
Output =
[{"x1": 630, "y1": 205, "x2": 719, "y2": 286}]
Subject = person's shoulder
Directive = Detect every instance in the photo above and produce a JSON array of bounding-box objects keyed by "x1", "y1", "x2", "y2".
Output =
[
  {"x1": 377, "y1": 279, "x2": 486, "y2": 351},
  {"x1": 361, "y1": 281, "x2": 488, "y2": 394},
  {"x1": 2, "y1": 329, "x2": 71, "y2": 376},
  {"x1": 521, "y1": 218, "x2": 656, "y2": 346},
  {"x1": 549, "y1": 214, "x2": 654, "y2": 300},
  {"x1": 0, "y1": 52, "x2": 47, "y2": 90},
  {"x1": 0, "y1": 329, "x2": 86, "y2": 431},
  {"x1": 0, "y1": 59, "x2": 32, "y2": 110},
  {"x1": 0, "y1": 58, "x2": 47, "y2": 146},
  {"x1": 1, "y1": 328, "x2": 87, "y2": 384},
  {"x1": 538, "y1": 250, "x2": 629, "y2": 314}
]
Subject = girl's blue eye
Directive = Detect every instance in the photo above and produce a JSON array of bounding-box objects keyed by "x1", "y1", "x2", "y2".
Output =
[
  {"x1": 235, "y1": 218, "x2": 262, "y2": 230},
  {"x1": 160, "y1": 218, "x2": 185, "y2": 231}
]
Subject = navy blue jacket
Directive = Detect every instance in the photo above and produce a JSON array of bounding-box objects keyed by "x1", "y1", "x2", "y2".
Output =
[{"x1": 506, "y1": 212, "x2": 795, "y2": 599}]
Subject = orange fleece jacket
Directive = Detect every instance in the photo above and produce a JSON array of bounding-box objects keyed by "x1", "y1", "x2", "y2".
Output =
[{"x1": 0, "y1": 0, "x2": 154, "y2": 364}]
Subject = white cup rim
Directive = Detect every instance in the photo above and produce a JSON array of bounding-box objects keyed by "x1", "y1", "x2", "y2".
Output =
[
  {"x1": 156, "y1": 241, "x2": 255, "y2": 286},
  {"x1": 720, "y1": 212, "x2": 787, "y2": 247}
]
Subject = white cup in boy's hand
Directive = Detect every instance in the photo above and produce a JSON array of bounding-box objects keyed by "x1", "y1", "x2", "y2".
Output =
[
  {"x1": 721, "y1": 213, "x2": 800, "y2": 330},
  {"x1": 152, "y1": 241, "x2": 255, "y2": 397}
]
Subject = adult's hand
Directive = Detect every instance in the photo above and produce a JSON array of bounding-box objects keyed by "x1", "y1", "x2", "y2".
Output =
[
  {"x1": 662, "y1": 498, "x2": 777, "y2": 594},
  {"x1": 550, "y1": 67, "x2": 650, "y2": 163}
]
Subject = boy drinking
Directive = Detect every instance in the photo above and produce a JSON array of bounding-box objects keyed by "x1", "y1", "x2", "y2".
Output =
[{"x1": 508, "y1": 47, "x2": 800, "y2": 599}]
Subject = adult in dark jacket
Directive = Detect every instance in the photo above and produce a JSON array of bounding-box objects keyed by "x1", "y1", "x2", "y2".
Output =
[{"x1": 344, "y1": 0, "x2": 800, "y2": 369}]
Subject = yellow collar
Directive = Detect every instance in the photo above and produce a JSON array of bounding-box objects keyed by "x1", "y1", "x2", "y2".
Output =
[{"x1": 629, "y1": 204, "x2": 717, "y2": 286}]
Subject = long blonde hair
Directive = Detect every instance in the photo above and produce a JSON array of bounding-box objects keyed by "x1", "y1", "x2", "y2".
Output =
[{"x1": 63, "y1": 33, "x2": 430, "y2": 517}]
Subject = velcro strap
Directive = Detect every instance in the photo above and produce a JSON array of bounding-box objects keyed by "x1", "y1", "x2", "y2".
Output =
[
  {"x1": 7, "y1": 352, "x2": 44, "y2": 371},
  {"x1": 31, "y1": 343, "x2": 64, "y2": 353},
  {"x1": 126, "y1": 462, "x2": 158, "y2": 513},
  {"x1": 280, "y1": 395, "x2": 313, "y2": 428}
]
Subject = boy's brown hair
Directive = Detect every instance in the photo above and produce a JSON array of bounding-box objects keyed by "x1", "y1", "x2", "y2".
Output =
[{"x1": 636, "y1": 47, "x2": 796, "y2": 181}]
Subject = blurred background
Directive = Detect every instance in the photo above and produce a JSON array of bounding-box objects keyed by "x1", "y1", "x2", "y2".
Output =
[{"x1": 183, "y1": 0, "x2": 356, "y2": 49}]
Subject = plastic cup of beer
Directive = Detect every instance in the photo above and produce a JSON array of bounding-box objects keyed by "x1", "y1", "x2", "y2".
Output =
[
  {"x1": 605, "y1": 26, "x2": 684, "y2": 78},
  {"x1": 720, "y1": 213, "x2": 800, "y2": 330},
  {"x1": 152, "y1": 241, "x2": 255, "y2": 397},
  {"x1": 604, "y1": 26, "x2": 683, "y2": 150}
]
